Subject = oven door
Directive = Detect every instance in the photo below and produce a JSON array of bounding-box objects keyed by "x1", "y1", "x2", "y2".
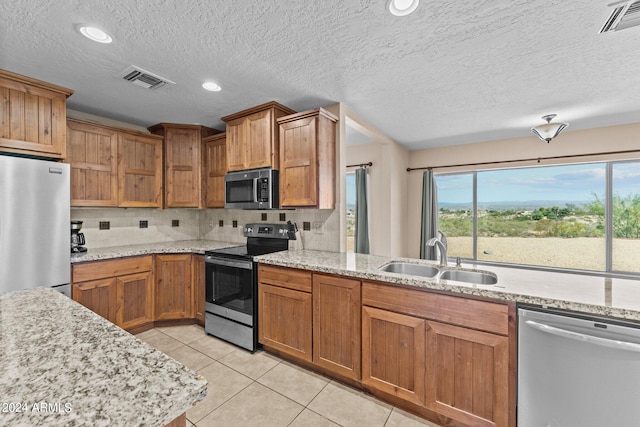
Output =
[{"x1": 204, "y1": 255, "x2": 254, "y2": 326}]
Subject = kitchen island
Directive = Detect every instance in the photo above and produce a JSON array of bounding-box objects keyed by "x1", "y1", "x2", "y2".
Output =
[{"x1": 0, "y1": 287, "x2": 207, "y2": 427}]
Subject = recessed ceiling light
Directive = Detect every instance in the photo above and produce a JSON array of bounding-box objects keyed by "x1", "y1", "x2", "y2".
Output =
[
  {"x1": 202, "y1": 82, "x2": 222, "y2": 92},
  {"x1": 387, "y1": 0, "x2": 419, "y2": 16},
  {"x1": 78, "y1": 26, "x2": 113, "y2": 44}
]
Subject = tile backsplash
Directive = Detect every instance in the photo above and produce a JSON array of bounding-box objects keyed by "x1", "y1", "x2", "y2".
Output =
[{"x1": 71, "y1": 208, "x2": 339, "y2": 252}]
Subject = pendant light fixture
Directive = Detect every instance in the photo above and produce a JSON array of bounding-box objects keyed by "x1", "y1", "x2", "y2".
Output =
[
  {"x1": 531, "y1": 114, "x2": 568, "y2": 143},
  {"x1": 387, "y1": 0, "x2": 420, "y2": 16}
]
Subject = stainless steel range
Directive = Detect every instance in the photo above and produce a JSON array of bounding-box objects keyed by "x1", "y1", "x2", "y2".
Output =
[{"x1": 204, "y1": 223, "x2": 295, "y2": 351}]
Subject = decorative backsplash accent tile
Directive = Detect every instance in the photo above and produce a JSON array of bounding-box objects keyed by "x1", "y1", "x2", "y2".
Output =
[{"x1": 73, "y1": 207, "x2": 339, "y2": 252}]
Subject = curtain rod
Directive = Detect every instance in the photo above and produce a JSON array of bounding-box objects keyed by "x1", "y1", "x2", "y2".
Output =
[
  {"x1": 406, "y1": 148, "x2": 640, "y2": 172},
  {"x1": 347, "y1": 162, "x2": 373, "y2": 168}
]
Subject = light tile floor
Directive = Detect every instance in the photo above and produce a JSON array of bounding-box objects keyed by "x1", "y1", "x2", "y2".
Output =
[{"x1": 136, "y1": 325, "x2": 442, "y2": 427}]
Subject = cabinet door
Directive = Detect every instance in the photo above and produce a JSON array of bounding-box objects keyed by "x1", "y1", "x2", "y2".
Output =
[
  {"x1": 279, "y1": 115, "x2": 317, "y2": 207},
  {"x1": 313, "y1": 273, "x2": 361, "y2": 380},
  {"x1": 425, "y1": 321, "x2": 509, "y2": 427},
  {"x1": 0, "y1": 72, "x2": 70, "y2": 158},
  {"x1": 225, "y1": 117, "x2": 246, "y2": 171},
  {"x1": 245, "y1": 109, "x2": 274, "y2": 170},
  {"x1": 118, "y1": 132, "x2": 163, "y2": 207},
  {"x1": 154, "y1": 254, "x2": 192, "y2": 320},
  {"x1": 116, "y1": 271, "x2": 154, "y2": 330},
  {"x1": 66, "y1": 120, "x2": 118, "y2": 206},
  {"x1": 72, "y1": 278, "x2": 118, "y2": 324},
  {"x1": 258, "y1": 283, "x2": 312, "y2": 362},
  {"x1": 164, "y1": 127, "x2": 201, "y2": 207},
  {"x1": 192, "y1": 254, "x2": 205, "y2": 325},
  {"x1": 204, "y1": 134, "x2": 226, "y2": 208},
  {"x1": 362, "y1": 306, "x2": 426, "y2": 406}
]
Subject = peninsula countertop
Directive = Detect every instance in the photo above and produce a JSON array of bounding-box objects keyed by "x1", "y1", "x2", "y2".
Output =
[
  {"x1": 0, "y1": 287, "x2": 207, "y2": 427},
  {"x1": 255, "y1": 250, "x2": 640, "y2": 322},
  {"x1": 70, "y1": 239, "x2": 241, "y2": 263}
]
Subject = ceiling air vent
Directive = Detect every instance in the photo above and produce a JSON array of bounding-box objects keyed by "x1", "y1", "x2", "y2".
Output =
[
  {"x1": 120, "y1": 65, "x2": 175, "y2": 90},
  {"x1": 600, "y1": 0, "x2": 640, "y2": 33}
]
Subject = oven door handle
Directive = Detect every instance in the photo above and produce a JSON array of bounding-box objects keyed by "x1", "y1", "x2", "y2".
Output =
[{"x1": 205, "y1": 256, "x2": 253, "y2": 270}]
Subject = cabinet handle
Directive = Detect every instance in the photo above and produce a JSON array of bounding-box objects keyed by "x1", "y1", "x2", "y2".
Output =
[{"x1": 525, "y1": 320, "x2": 640, "y2": 353}]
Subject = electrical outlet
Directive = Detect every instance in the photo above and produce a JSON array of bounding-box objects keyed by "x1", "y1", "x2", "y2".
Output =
[
  {"x1": 279, "y1": 213, "x2": 286, "y2": 222},
  {"x1": 261, "y1": 213, "x2": 267, "y2": 221},
  {"x1": 313, "y1": 221, "x2": 323, "y2": 234},
  {"x1": 219, "y1": 220, "x2": 224, "y2": 227},
  {"x1": 139, "y1": 220, "x2": 148, "y2": 229},
  {"x1": 172, "y1": 220, "x2": 179, "y2": 227},
  {"x1": 303, "y1": 221, "x2": 311, "y2": 231},
  {"x1": 232, "y1": 220, "x2": 238, "y2": 228},
  {"x1": 99, "y1": 221, "x2": 110, "y2": 230}
]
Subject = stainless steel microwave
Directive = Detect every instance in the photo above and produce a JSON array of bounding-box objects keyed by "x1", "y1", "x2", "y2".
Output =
[{"x1": 224, "y1": 167, "x2": 279, "y2": 209}]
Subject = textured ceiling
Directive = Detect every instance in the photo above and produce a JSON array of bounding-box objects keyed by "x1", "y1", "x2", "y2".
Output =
[{"x1": 1, "y1": 0, "x2": 639, "y2": 150}]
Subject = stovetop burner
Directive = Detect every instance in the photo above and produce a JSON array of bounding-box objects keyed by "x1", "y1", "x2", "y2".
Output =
[{"x1": 205, "y1": 222, "x2": 295, "y2": 260}]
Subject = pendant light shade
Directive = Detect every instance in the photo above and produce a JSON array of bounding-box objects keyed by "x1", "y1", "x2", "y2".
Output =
[{"x1": 531, "y1": 114, "x2": 568, "y2": 143}]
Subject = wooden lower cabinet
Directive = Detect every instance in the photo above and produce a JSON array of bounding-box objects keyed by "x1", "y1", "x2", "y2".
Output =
[
  {"x1": 312, "y1": 273, "x2": 361, "y2": 380},
  {"x1": 256, "y1": 267, "x2": 515, "y2": 427},
  {"x1": 72, "y1": 256, "x2": 154, "y2": 332},
  {"x1": 117, "y1": 272, "x2": 154, "y2": 330},
  {"x1": 425, "y1": 321, "x2": 509, "y2": 427},
  {"x1": 192, "y1": 255, "x2": 205, "y2": 325},
  {"x1": 154, "y1": 254, "x2": 192, "y2": 320},
  {"x1": 362, "y1": 306, "x2": 426, "y2": 406},
  {"x1": 73, "y1": 277, "x2": 118, "y2": 324},
  {"x1": 258, "y1": 283, "x2": 312, "y2": 362}
]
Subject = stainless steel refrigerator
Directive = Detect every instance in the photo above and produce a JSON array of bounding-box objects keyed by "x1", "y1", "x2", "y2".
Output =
[{"x1": 0, "y1": 154, "x2": 70, "y2": 295}]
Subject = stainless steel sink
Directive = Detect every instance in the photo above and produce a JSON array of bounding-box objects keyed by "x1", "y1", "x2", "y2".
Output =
[
  {"x1": 378, "y1": 261, "x2": 498, "y2": 285},
  {"x1": 378, "y1": 262, "x2": 439, "y2": 278},
  {"x1": 438, "y1": 269, "x2": 498, "y2": 285}
]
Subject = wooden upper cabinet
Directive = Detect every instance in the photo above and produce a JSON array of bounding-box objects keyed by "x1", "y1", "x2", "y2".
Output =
[
  {"x1": 0, "y1": 69, "x2": 73, "y2": 159},
  {"x1": 221, "y1": 101, "x2": 295, "y2": 172},
  {"x1": 148, "y1": 123, "x2": 220, "y2": 208},
  {"x1": 118, "y1": 131, "x2": 163, "y2": 207},
  {"x1": 203, "y1": 133, "x2": 227, "y2": 208},
  {"x1": 66, "y1": 119, "x2": 118, "y2": 206},
  {"x1": 278, "y1": 108, "x2": 337, "y2": 209}
]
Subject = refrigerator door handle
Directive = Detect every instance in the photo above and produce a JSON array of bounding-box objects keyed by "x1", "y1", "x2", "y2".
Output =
[{"x1": 525, "y1": 319, "x2": 640, "y2": 353}]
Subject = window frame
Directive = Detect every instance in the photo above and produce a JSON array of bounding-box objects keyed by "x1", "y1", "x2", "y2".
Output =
[{"x1": 436, "y1": 159, "x2": 640, "y2": 279}]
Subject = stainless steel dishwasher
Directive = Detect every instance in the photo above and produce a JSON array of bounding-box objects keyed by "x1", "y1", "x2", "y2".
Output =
[{"x1": 518, "y1": 307, "x2": 640, "y2": 426}]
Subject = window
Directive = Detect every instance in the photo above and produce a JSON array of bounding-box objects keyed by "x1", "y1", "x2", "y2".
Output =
[
  {"x1": 612, "y1": 161, "x2": 640, "y2": 272},
  {"x1": 436, "y1": 160, "x2": 640, "y2": 274},
  {"x1": 346, "y1": 172, "x2": 356, "y2": 252}
]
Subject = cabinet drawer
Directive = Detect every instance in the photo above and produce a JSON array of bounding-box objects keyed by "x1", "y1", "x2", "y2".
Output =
[
  {"x1": 362, "y1": 281, "x2": 509, "y2": 335},
  {"x1": 258, "y1": 265, "x2": 312, "y2": 292},
  {"x1": 73, "y1": 256, "x2": 153, "y2": 283}
]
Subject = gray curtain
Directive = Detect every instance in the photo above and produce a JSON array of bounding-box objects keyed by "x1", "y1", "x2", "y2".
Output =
[
  {"x1": 354, "y1": 167, "x2": 370, "y2": 254},
  {"x1": 420, "y1": 169, "x2": 439, "y2": 259}
]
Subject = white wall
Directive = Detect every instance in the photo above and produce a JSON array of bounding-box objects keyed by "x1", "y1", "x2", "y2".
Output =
[
  {"x1": 345, "y1": 110, "x2": 409, "y2": 257},
  {"x1": 405, "y1": 122, "x2": 640, "y2": 258}
]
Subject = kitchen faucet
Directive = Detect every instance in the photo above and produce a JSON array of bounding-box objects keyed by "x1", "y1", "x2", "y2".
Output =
[{"x1": 426, "y1": 237, "x2": 448, "y2": 267}]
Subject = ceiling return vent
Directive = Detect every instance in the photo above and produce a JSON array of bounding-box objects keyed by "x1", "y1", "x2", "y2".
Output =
[
  {"x1": 119, "y1": 65, "x2": 175, "y2": 90},
  {"x1": 600, "y1": 0, "x2": 640, "y2": 33}
]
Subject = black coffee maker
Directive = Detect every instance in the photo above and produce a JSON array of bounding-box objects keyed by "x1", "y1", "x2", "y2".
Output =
[{"x1": 71, "y1": 221, "x2": 87, "y2": 253}]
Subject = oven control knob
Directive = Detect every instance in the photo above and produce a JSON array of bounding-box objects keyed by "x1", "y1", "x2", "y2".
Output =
[{"x1": 245, "y1": 226, "x2": 253, "y2": 234}]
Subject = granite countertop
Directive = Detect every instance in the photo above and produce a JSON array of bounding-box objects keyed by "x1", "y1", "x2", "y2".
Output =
[
  {"x1": 0, "y1": 287, "x2": 207, "y2": 427},
  {"x1": 255, "y1": 250, "x2": 640, "y2": 322},
  {"x1": 70, "y1": 239, "x2": 241, "y2": 263}
]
